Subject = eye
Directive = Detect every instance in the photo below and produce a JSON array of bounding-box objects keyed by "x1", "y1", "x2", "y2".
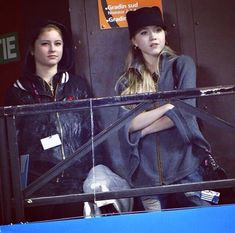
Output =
[
  {"x1": 55, "y1": 41, "x2": 63, "y2": 46},
  {"x1": 41, "y1": 42, "x2": 49, "y2": 46},
  {"x1": 140, "y1": 30, "x2": 148, "y2": 35},
  {"x1": 155, "y1": 27, "x2": 164, "y2": 33}
]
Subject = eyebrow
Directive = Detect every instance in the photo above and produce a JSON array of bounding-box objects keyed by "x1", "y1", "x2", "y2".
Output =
[
  {"x1": 140, "y1": 26, "x2": 162, "y2": 30},
  {"x1": 38, "y1": 39, "x2": 63, "y2": 42},
  {"x1": 139, "y1": 27, "x2": 148, "y2": 30}
]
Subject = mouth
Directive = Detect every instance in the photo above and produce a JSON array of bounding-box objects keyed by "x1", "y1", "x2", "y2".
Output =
[
  {"x1": 150, "y1": 43, "x2": 159, "y2": 47},
  {"x1": 48, "y1": 55, "x2": 58, "y2": 59}
]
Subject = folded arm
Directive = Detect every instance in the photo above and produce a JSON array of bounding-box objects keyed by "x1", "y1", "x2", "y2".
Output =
[{"x1": 129, "y1": 103, "x2": 175, "y2": 136}]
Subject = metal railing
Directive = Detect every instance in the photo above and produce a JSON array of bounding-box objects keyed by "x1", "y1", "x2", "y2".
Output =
[{"x1": 1, "y1": 85, "x2": 235, "y2": 224}]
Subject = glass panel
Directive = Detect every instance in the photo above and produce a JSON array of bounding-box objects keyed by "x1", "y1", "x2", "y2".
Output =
[
  {"x1": 16, "y1": 106, "x2": 93, "y2": 197},
  {"x1": 9, "y1": 94, "x2": 235, "y2": 220}
]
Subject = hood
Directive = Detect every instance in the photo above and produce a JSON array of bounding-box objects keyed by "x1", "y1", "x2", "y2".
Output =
[{"x1": 23, "y1": 19, "x2": 74, "y2": 77}]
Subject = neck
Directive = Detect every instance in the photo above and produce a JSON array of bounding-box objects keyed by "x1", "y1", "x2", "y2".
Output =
[
  {"x1": 35, "y1": 64, "x2": 58, "y2": 84},
  {"x1": 141, "y1": 55, "x2": 159, "y2": 73},
  {"x1": 144, "y1": 56, "x2": 159, "y2": 74}
]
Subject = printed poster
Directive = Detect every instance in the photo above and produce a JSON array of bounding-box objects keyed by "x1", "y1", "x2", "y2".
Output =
[{"x1": 98, "y1": 0, "x2": 162, "y2": 29}]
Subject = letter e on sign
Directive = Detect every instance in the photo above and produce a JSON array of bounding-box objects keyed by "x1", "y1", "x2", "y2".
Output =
[{"x1": 0, "y1": 32, "x2": 20, "y2": 64}]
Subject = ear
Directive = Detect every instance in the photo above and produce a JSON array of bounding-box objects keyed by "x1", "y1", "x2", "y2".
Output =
[
  {"x1": 30, "y1": 46, "x2": 34, "y2": 56},
  {"x1": 131, "y1": 38, "x2": 138, "y2": 48}
]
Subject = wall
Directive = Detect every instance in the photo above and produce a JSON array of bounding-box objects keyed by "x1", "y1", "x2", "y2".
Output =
[
  {"x1": 69, "y1": 0, "x2": 235, "y2": 178},
  {"x1": 175, "y1": 0, "x2": 235, "y2": 176},
  {"x1": 0, "y1": 0, "x2": 235, "y2": 188},
  {"x1": 193, "y1": 0, "x2": 235, "y2": 174},
  {"x1": 0, "y1": 0, "x2": 72, "y2": 105},
  {"x1": 0, "y1": 1, "x2": 25, "y2": 105}
]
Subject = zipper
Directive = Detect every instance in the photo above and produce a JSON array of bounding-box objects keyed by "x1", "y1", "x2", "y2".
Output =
[
  {"x1": 53, "y1": 82, "x2": 66, "y2": 182},
  {"x1": 55, "y1": 111, "x2": 65, "y2": 182},
  {"x1": 153, "y1": 100, "x2": 164, "y2": 185},
  {"x1": 156, "y1": 135, "x2": 164, "y2": 185},
  {"x1": 53, "y1": 83, "x2": 66, "y2": 161},
  {"x1": 56, "y1": 112, "x2": 66, "y2": 160},
  {"x1": 33, "y1": 79, "x2": 66, "y2": 180},
  {"x1": 45, "y1": 80, "x2": 54, "y2": 95}
]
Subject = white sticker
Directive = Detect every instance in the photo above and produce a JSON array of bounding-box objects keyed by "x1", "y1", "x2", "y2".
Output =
[
  {"x1": 40, "y1": 134, "x2": 62, "y2": 150},
  {"x1": 200, "y1": 190, "x2": 220, "y2": 204}
]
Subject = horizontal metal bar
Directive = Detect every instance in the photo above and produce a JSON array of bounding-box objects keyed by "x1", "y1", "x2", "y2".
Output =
[
  {"x1": 24, "y1": 178, "x2": 235, "y2": 207},
  {"x1": 2, "y1": 85, "x2": 235, "y2": 116}
]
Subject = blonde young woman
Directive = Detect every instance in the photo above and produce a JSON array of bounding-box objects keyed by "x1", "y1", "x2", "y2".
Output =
[{"x1": 115, "y1": 7, "x2": 211, "y2": 210}]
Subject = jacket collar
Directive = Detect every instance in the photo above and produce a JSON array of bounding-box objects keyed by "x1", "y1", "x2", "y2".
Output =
[
  {"x1": 128, "y1": 53, "x2": 167, "y2": 75},
  {"x1": 14, "y1": 72, "x2": 69, "y2": 94}
]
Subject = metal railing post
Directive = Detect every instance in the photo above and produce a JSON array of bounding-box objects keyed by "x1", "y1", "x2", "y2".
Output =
[
  {"x1": 0, "y1": 116, "x2": 12, "y2": 224},
  {"x1": 6, "y1": 116, "x2": 25, "y2": 222}
]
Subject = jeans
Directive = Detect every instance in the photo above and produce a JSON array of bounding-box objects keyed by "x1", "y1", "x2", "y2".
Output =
[{"x1": 141, "y1": 167, "x2": 211, "y2": 211}]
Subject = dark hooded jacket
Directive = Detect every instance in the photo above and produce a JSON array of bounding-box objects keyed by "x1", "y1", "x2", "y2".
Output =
[{"x1": 4, "y1": 20, "x2": 95, "y2": 196}]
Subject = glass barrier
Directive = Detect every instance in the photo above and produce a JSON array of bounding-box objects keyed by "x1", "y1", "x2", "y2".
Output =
[{"x1": 1, "y1": 87, "x2": 235, "y2": 223}]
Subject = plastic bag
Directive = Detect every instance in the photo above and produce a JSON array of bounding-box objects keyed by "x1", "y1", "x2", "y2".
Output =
[{"x1": 83, "y1": 164, "x2": 133, "y2": 217}]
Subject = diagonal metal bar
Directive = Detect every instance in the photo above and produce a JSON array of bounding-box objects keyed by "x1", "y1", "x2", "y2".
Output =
[
  {"x1": 23, "y1": 102, "x2": 151, "y2": 197},
  {"x1": 174, "y1": 100, "x2": 235, "y2": 135}
]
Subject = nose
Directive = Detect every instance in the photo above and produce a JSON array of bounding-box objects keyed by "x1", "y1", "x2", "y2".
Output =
[
  {"x1": 150, "y1": 30, "x2": 157, "y2": 40},
  {"x1": 49, "y1": 43, "x2": 56, "y2": 51}
]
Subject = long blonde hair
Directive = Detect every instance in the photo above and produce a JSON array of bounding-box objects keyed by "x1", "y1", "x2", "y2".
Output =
[{"x1": 116, "y1": 45, "x2": 176, "y2": 96}]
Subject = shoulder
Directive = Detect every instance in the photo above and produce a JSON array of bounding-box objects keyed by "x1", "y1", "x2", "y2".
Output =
[
  {"x1": 174, "y1": 55, "x2": 195, "y2": 69},
  {"x1": 66, "y1": 73, "x2": 89, "y2": 88},
  {"x1": 115, "y1": 74, "x2": 129, "y2": 95},
  {"x1": 4, "y1": 81, "x2": 27, "y2": 106},
  {"x1": 6, "y1": 78, "x2": 30, "y2": 95},
  {"x1": 172, "y1": 55, "x2": 196, "y2": 88},
  {"x1": 66, "y1": 73, "x2": 91, "y2": 97}
]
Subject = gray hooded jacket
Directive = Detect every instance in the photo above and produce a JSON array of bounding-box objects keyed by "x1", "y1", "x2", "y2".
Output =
[{"x1": 116, "y1": 54, "x2": 211, "y2": 188}]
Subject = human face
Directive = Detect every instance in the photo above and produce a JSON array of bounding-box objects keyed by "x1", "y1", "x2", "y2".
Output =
[
  {"x1": 132, "y1": 25, "x2": 165, "y2": 61},
  {"x1": 32, "y1": 28, "x2": 63, "y2": 69}
]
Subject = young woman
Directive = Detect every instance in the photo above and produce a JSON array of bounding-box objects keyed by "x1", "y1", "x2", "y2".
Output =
[
  {"x1": 5, "y1": 21, "x2": 96, "y2": 198},
  {"x1": 115, "y1": 7, "x2": 211, "y2": 210}
]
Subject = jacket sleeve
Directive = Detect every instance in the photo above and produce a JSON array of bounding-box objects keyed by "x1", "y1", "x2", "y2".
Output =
[
  {"x1": 166, "y1": 55, "x2": 211, "y2": 150},
  {"x1": 4, "y1": 86, "x2": 21, "y2": 106},
  {"x1": 173, "y1": 55, "x2": 197, "y2": 106},
  {"x1": 115, "y1": 106, "x2": 143, "y2": 183}
]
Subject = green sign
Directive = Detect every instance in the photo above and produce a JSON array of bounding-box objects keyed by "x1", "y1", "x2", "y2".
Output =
[{"x1": 0, "y1": 32, "x2": 20, "y2": 64}]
